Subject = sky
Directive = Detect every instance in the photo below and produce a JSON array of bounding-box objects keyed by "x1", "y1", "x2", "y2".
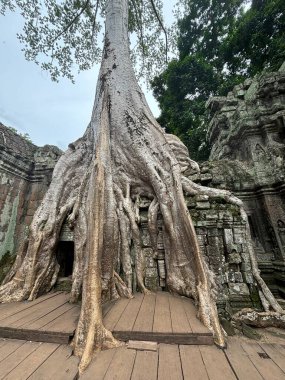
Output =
[{"x1": 0, "y1": 1, "x2": 177, "y2": 150}]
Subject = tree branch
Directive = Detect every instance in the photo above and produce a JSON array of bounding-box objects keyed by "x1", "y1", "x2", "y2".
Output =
[
  {"x1": 51, "y1": 0, "x2": 91, "y2": 45},
  {"x1": 149, "y1": 0, "x2": 168, "y2": 63},
  {"x1": 131, "y1": 0, "x2": 146, "y2": 59},
  {"x1": 91, "y1": 0, "x2": 100, "y2": 46}
]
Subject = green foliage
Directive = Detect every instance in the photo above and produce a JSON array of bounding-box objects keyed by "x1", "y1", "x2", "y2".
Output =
[
  {"x1": 152, "y1": 0, "x2": 285, "y2": 161},
  {"x1": 152, "y1": 0, "x2": 245, "y2": 161},
  {"x1": 1, "y1": 0, "x2": 168, "y2": 82},
  {"x1": 152, "y1": 55, "x2": 219, "y2": 161},
  {"x1": 224, "y1": 0, "x2": 285, "y2": 76},
  {"x1": 176, "y1": 0, "x2": 245, "y2": 62}
]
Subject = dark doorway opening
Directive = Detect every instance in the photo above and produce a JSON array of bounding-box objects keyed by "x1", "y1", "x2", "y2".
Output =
[{"x1": 56, "y1": 241, "x2": 74, "y2": 277}]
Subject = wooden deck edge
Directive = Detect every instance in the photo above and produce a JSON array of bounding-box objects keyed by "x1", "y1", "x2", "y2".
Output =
[
  {"x1": 113, "y1": 331, "x2": 214, "y2": 345},
  {"x1": 0, "y1": 327, "x2": 74, "y2": 344}
]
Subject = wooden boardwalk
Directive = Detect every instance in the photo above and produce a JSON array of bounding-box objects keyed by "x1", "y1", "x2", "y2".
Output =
[
  {"x1": 1, "y1": 337, "x2": 285, "y2": 379},
  {"x1": 80, "y1": 338, "x2": 285, "y2": 380},
  {"x1": 0, "y1": 292, "x2": 78, "y2": 343},
  {"x1": 105, "y1": 292, "x2": 213, "y2": 345},
  {"x1": 0, "y1": 338, "x2": 79, "y2": 380},
  {"x1": 0, "y1": 292, "x2": 285, "y2": 379},
  {"x1": 0, "y1": 291, "x2": 213, "y2": 345}
]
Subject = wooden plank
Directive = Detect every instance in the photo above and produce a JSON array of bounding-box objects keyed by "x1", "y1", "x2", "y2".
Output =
[
  {"x1": 131, "y1": 350, "x2": 158, "y2": 380},
  {"x1": 0, "y1": 327, "x2": 71, "y2": 344},
  {"x1": 28, "y1": 344, "x2": 74, "y2": 380},
  {"x1": 40, "y1": 305, "x2": 79, "y2": 333},
  {"x1": 27, "y1": 302, "x2": 75, "y2": 330},
  {"x1": 241, "y1": 342, "x2": 285, "y2": 380},
  {"x1": 152, "y1": 292, "x2": 172, "y2": 333},
  {"x1": 51, "y1": 355, "x2": 79, "y2": 380},
  {"x1": 114, "y1": 293, "x2": 144, "y2": 332},
  {"x1": 181, "y1": 297, "x2": 209, "y2": 334},
  {"x1": 169, "y1": 294, "x2": 193, "y2": 333},
  {"x1": 113, "y1": 331, "x2": 213, "y2": 345},
  {"x1": 103, "y1": 300, "x2": 116, "y2": 318},
  {"x1": 158, "y1": 344, "x2": 183, "y2": 380},
  {"x1": 261, "y1": 343, "x2": 285, "y2": 373},
  {"x1": 104, "y1": 298, "x2": 130, "y2": 331},
  {"x1": 80, "y1": 348, "x2": 117, "y2": 380},
  {"x1": 0, "y1": 338, "x2": 7, "y2": 348},
  {"x1": 4, "y1": 343, "x2": 59, "y2": 380},
  {"x1": 104, "y1": 346, "x2": 136, "y2": 380},
  {"x1": 0, "y1": 341, "x2": 40, "y2": 379},
  {"x1": 199, "y1": 346, "x2": 236, "y2": 380},
  {"x1": 180, "y1": 345, "x2": 209, "y2": 380},
  {"x1": 0, "y1": 292, "x2": 63, "y2": 322},
  {"x1": 279, "y1": 343, "x2": 285, "y2": 355},
  {"x1": 0, "y1": 339, "x2": 26, "y2": 363},
  {"x1": 127, "y1": 340, "x2": 157, "y2": 351},
  {"x1": 1, "y1": 293, "x2": 69, "y2": 328},
  {"x1": 133, "y1": 293, "x2": 156, "y2": 332},
  {"x1": 225, "y1": 338, "x2": 263, "y2": 380}
]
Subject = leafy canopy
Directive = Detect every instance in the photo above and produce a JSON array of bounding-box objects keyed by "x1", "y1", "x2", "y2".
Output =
[
  {"x1": 151, "y1": 0, "x2": 285, "y2": 162},
  {"x1": 1, "y1": 0, "x2": 168, "y2": 82},
  {"x1": 224, "y1": 0, "x2": 285, "y2": 76},
  {"x1": 152, "y1": 0, "x2": 246, "y2": 161}
]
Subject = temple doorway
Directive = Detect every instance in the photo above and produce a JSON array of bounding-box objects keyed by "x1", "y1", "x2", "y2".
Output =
[{"x1": 56, "y1": 241, "x2": 74, "y2": 277}]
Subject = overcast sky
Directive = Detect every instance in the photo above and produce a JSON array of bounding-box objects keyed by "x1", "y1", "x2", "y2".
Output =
[{"x1": 0, "y1": 2, "x2": 176, "y2": 150}]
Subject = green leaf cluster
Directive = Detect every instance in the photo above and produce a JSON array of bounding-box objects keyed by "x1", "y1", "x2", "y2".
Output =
[
  {"x1": 1, "y1": 0, "x2": 168, "y2": 82},
  {"x1": 224, "y1": 0, "x2": 285, "y2": 76}
]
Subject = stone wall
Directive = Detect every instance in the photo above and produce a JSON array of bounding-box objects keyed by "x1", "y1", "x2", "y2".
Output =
[
  {"x1": 205, "y1": 63, "x2": 285, "y2": 298},
  {"x1": 136, "y1": 195, "x2": 259, "y2": 313},
  {"x1": 0, "y1": 123, "x2": 61, "y2": 281}
]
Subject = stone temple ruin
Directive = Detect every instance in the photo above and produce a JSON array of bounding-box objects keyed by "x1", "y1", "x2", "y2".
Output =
[
  {"x1": 1, "y1": 64, "x2": 285, "y2": 315},
  {"x1": 0, "y1": 125, "x2": 62, "y2": 282}
]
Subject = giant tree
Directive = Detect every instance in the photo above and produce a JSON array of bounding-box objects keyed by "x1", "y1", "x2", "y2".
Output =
[{"x1": 0, "y1": 0, "x2": 283, "y2": 373}]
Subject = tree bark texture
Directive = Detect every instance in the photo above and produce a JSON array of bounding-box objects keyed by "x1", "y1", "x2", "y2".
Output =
[{"x1": 0, "y1": 0, "x2": 283, "y2": 372}]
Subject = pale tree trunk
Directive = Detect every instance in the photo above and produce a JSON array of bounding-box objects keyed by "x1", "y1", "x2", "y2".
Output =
[{"x1": 0, "y1": 0, "x2": 283, "y2": 373}]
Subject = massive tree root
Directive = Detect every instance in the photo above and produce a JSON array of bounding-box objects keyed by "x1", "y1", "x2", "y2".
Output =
[{"x1": 0, "y1": 0, "x2": 283, "y2": 373}]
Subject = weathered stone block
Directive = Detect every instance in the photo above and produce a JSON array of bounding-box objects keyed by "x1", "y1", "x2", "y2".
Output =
[
  {"x1": 234, "y1": 271, "x2": 243, "y2": 283},
  {"x1": 200, "y1": 173, "x2": 212, "y2": 182},
  {"x1": 224, "y1": 229, "x2": 234, "y2": 247},
  {"x1": 205, "y1": 212, "x2": 218, "y2": 220},
  {"x1": 145, "y1": 268, "x2": 159, "y2": 290},
  {"x1": 233, "y1": 228, "x2": 245, "y2": 244},
  {"x1": 228, "y1": 283, "x2": 250, "y2": 296},
  {"x1": 157, "y1": 231, "x2": 164, "y2": 250},
  {"x1": 228, "y1": 252, "x2": 242, "y2": 264},
  {"x1": 141, "y1": 228, "x2": 151, "y2": 247},
  {"x1": 244, "y1": 272, "x2": 254, "y2": 284},
  {"x1": 196, "y1": 201, "x2": 211, "y2": 209},
  {"x1": 196, "y1": 195, "x2": 209, "y2": 202},
  {"x1": 228, "y1": 271, "x2": 236, "y2": 282}
]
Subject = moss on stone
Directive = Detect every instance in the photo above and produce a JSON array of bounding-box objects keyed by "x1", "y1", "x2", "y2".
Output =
[
  {"x1": 0, "y1": 195, "x2": 19, "y2": 259},
  {"x1": 212, "y1": 196, "x2": 227, "y2": 204},
  {"x1": 228, "y1": 205, "x2": 240, "y2": 218},
  {"x1": 220, "y1": 317, "x2": 236, "y2": 336},
  {"x1": 250, "y1": 286, "x2": 263, "y2": 309},
  {"x1": 0, "y1": 252, "x2": 15, "y2": 284},
  {"x1": 55, "y1": 277, "x2": 73, "y2": 292},
  {"x1": 242, "y1": 323, "x2": 262, "y2": 340}
]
